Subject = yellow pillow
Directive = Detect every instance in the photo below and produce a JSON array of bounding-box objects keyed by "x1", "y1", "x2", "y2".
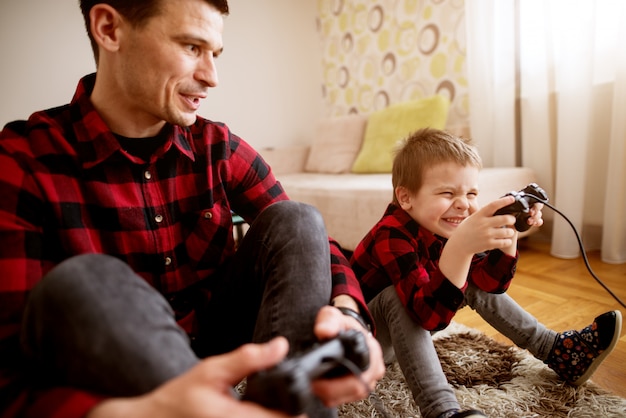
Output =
[{"x1": 351, "y1": 96, "x2": 450, "y2": 173}]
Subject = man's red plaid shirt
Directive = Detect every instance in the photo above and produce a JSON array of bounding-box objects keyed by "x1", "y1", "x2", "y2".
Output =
[{"x1": 0, "y1": 74, "x2": 367, "y2": 418}]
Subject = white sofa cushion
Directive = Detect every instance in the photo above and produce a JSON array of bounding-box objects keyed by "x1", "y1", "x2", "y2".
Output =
[
  {"x1": 304, "y1": 114, "x2": 367, "y2": 174},
  {"x1": 279, "y1": 173, "x2": 392, "y2": 251}
]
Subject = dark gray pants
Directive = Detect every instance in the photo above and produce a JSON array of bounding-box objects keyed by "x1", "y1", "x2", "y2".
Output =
[
  {"x1": 21, "y1": 201, "x2": 336, "y2": 416},
  {"x1": 369, "y1": 283, "x2": 557, "y2": 418}
]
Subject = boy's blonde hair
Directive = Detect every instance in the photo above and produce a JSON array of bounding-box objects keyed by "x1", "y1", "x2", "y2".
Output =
[{"x1": 391, "y1": 128, "x2": 482, "y2": 205}]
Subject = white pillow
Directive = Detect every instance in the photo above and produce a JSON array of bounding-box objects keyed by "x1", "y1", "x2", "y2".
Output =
[{"x1": 305, "y1": 114, "x2": 368, "y2": 174}]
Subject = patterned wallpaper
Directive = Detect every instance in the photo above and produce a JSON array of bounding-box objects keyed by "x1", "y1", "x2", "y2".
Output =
[{"x1": 316, "y1": 0, "x2": 468, "y2": 129}]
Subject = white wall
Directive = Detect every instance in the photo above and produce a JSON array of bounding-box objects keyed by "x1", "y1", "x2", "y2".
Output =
[
  {"x1": 0, "y1": 0, "x2": 95, "y2": 124},
  {"x1": 0, "y1": 0, "x2": 322, "y2": 149}
]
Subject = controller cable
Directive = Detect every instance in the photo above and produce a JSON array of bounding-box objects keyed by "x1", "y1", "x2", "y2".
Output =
[{"x1": 535, "y1": 198, "x2": 626, "y2": 309}]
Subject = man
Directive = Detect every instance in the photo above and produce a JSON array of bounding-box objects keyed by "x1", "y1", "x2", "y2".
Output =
[{"x1": 0, "y1": 0, "x2": 385, "y2": 417}]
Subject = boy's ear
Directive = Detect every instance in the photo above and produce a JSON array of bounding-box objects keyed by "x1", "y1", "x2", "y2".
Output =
[
  {"x1": 395, "y1": 186, "x2": 412, "y2": 210},
  {"x1": 90, "y1": 4, "x2": 123, "y2": 53}
]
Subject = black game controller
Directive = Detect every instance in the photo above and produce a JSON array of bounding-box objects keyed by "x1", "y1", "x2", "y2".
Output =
[
  {"x1": 243, "y1": 329, "x2": 370, "y2": 415},
  {"x1": 494, "y1": 183, "x2": 548, "y2": 232}
]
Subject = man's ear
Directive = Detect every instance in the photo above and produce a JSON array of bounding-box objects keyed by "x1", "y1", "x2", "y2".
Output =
[
  {"x1": 90, "y1": 4, "x2": 123, "y2": 53},
  {"x1": 395, "y1": 186, "x2": 412, "y2": 210}
]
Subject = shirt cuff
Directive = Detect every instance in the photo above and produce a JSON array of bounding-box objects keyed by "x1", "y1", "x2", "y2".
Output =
[{"x1": 24, "y1": 388, "x2": 106, "y2": 418}]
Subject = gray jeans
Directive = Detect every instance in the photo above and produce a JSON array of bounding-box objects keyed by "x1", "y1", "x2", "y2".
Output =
[
  {"x1": 369, "y1": 283, "x2": 558, "y2": 418},
  {"x1": 20, "y1": 201, "x2": 336, "y2": 417}
]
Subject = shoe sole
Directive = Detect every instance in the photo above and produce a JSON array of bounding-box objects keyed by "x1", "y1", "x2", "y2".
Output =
[
  {"x1": 572, "y1": 310, "x2": 622, "y2": 386},
  {"x1": 453, "y1": 411, "x2": 488, "y2": 418}
]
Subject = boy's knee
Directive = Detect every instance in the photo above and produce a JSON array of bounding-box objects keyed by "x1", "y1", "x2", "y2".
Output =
[
  {"x1": 379, "y1": 286, "x2": 403, "y2": 308},
  {"x1": 462, "y1": 282, "x2": 482, "y2": 308}
]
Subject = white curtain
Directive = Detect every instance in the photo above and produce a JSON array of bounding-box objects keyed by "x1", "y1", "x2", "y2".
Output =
[{"x1": 465, "y1": 0, "x2": 626, "y2": 264}]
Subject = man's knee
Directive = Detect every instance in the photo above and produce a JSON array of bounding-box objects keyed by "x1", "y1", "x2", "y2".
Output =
[
  {"x1": 22, "y1": 254, "x2": 134, "y2": 358},
  {"x1": 264, "y1": 200, "x2": 324, "y2": 223},
  {"x1": 31, "y1": 254, "x2": 133, "y2": 303},
  {"x1": 260, "y1": 200, "x2": 326, "y2": 237}
]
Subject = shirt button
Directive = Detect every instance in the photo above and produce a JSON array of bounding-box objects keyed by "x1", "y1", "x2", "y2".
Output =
[
  {"x1": 204, "y1": 211, "x2": 213, "y2": 219},
  {"x1": 164, "y1": 257, "x2": 172, "y2": 266},
  {"x1": 144, "y1": 170, "x2": 152, "y2": 180},
  {"x1": 155, "y1": 214, "x2": 163, "y2": 223}
]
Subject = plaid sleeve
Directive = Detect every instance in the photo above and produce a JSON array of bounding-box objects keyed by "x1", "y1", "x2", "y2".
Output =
[
  {"x1": 216, "y1": 126, "x2": 289, "y2": 220},
  {"x1": 0, "y1": 124, "x2": 107, "y2": 417},
  {"x1": 215, "y1": 126, "x2": 372, "y2": 324},
  {"x1": 0, "y1": 125, "x2": 41, "y2": 416},
  {"x1": 328, "y1": 238, "x2": 372, "y2": 326},
  {"x1": 367, "y1": 227, "x2": 465, "y2": 331},
  {"x1": 16, "y1": 389, "x2": 106, "y2": 418},
  {"x1": 469, "y1": 249, "x2": 518, "y2": 293}
]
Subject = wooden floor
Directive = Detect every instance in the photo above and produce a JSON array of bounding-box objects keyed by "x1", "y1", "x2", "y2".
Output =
[{"x1": 454, "y1": 237, "x2": 626, "y2": 398}]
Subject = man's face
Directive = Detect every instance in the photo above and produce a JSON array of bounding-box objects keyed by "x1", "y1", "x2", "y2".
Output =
[
  {"x1": 114, "y1": 0, "x2": 224, "y2": 131},
  {"x1": 399, "y1": 162, "x2": 481, "y2": 239}
]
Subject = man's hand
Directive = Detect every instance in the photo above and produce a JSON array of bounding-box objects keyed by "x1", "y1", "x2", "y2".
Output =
[
  {"x1": 87, "y1": 338, "x2": 298, "y2": 418},
  {"x1": 311, "y1": 304, "x2": 385, "y2": 407}
]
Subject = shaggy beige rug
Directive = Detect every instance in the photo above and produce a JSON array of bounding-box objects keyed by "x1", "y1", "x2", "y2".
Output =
[{"x1": 339, "y1": 322, "x2": 626, "y2": 418}]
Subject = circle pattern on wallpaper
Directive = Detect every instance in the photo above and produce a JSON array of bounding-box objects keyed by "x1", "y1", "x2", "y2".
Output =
[
  {"x1": 369, "y1": 5, "x2": 384, "y2": 32},
  {"x1": 342, "y1": 32, "x2": 354, "y2": 52},
  {"x1": 418, "y1": 24, "x2": 440, "y2": 55},
  {"x1": 381, "y1": 52, "x2": 396, "y2": 76},
  {"x1": 318, "y1": 0, "x2": 468, "y2": 128},
  {"x1": 374, "y1": 90, "x2": 390, "y2": 110},
  {"x1": 395, "y1": 21, "x2": 418, "y2": 56},
  {"x1": 338, "y1": 66, "x2": 350, "y2": 88},
  {"x1": 332, "y1": 0, "x2": 344, "y2": 15},
  {"x1": 351, "y1": 4, "x2": 369, "y2": 35},
  {"x1": 436, "y1": 79, "x2": 456, "y2": 101},
  {"x1": 400, "y1": 81, "x2": 430, "y2": 102}
]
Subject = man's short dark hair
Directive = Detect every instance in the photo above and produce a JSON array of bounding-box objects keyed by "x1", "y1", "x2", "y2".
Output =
[{"x1": 79, "y1": 0, "x2": 230, "y2": 64}]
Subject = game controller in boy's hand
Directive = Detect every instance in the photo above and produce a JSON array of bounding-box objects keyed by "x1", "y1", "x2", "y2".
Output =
[
  {"x1": 243, "y1": 329, "x2": 370, "y2": 415},
  {"x1": 494, "y1": 183, "x2": 549, "y2": 232}
]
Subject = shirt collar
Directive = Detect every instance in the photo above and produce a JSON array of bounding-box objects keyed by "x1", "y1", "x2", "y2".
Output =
[
  {"x1": 71, "y1": 73, "x2": 196, "y2": 169},
  {"x1": 387, "y1": 203, "x2": 446, "y2": 251}
]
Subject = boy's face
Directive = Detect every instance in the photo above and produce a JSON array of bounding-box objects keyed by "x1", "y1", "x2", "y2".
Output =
[{"x1": 398, "y1": 162, "x2": 480, "y2": 239}]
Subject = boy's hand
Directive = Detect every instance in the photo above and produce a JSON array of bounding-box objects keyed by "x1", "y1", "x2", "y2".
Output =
[
  {"x1": 453, "y1": 196, "x2": 519, "y2": 254},
  {"x1": 440, "y1": 196, "x2": 519, "y2": 287},
  {"x1": 526, "y1": 202, "x2": 544, "y2": 229}
]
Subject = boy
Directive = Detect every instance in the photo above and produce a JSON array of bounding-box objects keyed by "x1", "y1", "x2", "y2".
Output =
[{"x1": 350, "y1": 128, "x2": 622, "y2": 418}]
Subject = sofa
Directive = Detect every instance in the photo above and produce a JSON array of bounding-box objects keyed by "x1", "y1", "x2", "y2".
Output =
[{"x1": 259, "y1": 98, "x2": 537, "y2": 252}]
